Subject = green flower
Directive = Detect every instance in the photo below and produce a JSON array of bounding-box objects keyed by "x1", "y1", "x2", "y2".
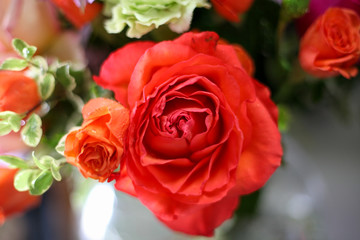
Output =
[{"x1": 104, "y1": 0, "x2": 210, "y2": 38}]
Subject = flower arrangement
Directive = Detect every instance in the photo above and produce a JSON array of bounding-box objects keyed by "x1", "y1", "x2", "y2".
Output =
[{"x1": 0, "y1": 0, "x2": 359, "y2": 238}]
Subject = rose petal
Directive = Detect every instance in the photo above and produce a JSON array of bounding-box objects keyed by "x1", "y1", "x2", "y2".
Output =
[
  {"x1": 234, "y1": 97, "x2": 282, "y2": 195},
  {"x1": 160, "y1": 194, "x2": 239, "y2": 236},
  {"x1": 94, "y1": 41, "x2": 155, "y2": 106}
]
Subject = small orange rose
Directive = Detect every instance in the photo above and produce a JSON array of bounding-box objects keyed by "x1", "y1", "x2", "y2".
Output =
[
  {"x1": 0, "y1": 71, "x2": 40, "y2": 113},
  {"x1": 64, "y1": 98, "x2": 129, "y2": 182},
  {"x1": 299, "y1": 7, "x2": 360, "y2": 79}
]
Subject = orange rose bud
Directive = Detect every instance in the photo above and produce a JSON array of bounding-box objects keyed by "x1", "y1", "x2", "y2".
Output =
[
  {"x1": 211, "y1": 0, "x2": 254, "y2": 22},
  {"x1": 299, "y1": 7, "x2": 360, "y2": 79},
  {"x1": 64, "y1": 98, "x2": 129, "y2": 182},
  {"x1": 50, "y1": 0, "x2": 102, "y2": 28},
  {"x1": 0, "y1": 167, "x2": 40, "y2": 225},
  {"x1": 0, "y1": 71, "x2": 40, "y2": 113}
]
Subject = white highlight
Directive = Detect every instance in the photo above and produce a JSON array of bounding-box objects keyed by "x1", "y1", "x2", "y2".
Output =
[{"x1": 80, "y1": 184, "x2": 116, "y2": 240}]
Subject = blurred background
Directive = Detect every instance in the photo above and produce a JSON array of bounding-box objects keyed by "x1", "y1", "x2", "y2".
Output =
[{"x1": 1, "y1": 0, "x2": 360, "y2": 239}]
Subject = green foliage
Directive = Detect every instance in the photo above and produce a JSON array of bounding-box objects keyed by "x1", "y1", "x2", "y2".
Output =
[
  {"x1": 278, "y1": 104, "x2": 291, "y2": 132},
  {"x1": 29, "y1": 170, "x2": 53, "y2": 195},
  {"x1": 55, "y1": 64, "x2": 76, "y2": 91},
  {"x1": 14, "y1": 169, "x2": 35, "y2": 191},
  {"x1": 12, "y1": 38, "x2": 37, "y2": 60},
  {"x1": 39, "y1": 73, "x2": 56, "y2": 100},
  {"x1": 281, "y1": 0, "x2": 310, "y2": 20},
  {"x1": 0, "y1": 111, "x2": 23, "y2": 136},
  {"x1": 21, "y1": 113, "x2": 43, "y2": 147},
  {"x1": 0, "y1": 152, "x2": 67, "y2": 195},
  {"x1": 0, "y1": 58, "x2": 28, "y2": 71},
  {"x1": 0, "y1": 155, "x2": 30, "y2": 169}
]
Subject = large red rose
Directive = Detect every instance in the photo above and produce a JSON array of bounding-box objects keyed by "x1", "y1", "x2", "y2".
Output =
[
  {"x1": 95, "y1": 31, "x2": 282, "y2": 236},
  {"x1": 0, "y1": 167, "x2": 40, "y2": 225},
  {"x1": 211, "y1": 0, "x2": 254, "y2": 22},
  {"x1": 299, "y1": 7, "x2": 360, "y2": 79}
]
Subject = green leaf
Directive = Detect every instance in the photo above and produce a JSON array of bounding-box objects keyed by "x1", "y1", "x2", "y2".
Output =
[
  {"x1": 278, "y1": 104, "x2": 291, "y2": 132},
  {"x1": 30, "y1": 56, "x2": 48, "y2": 74},
  {"x1": 39, "y1": 73, "x2": 55, "y2": 100},
  {"x1": 50, "y1": 164, "x2": 62, "y2": 181},
  {"x1": 0, "y1": 111, "x2": 18, "y2": 120},
  {"x1": 0, "y1": 58, "x2": 28, "y2": 71},
  {"x1": 30, "y1": 170, "x2": 53, "y2": 195},
  {"x1": 0, "y1": 111, "x2": 23, "y2": 133},
  {"x1": 0, "y1": 155, "x2": 29, "y2": 169},
  {"x1": 21, "y1": 114, "x2": 42, "y2": 147},
  {"x1": 32, "y1": 152, "x2": 48, "y2": 170},
  {"x1": 12, "y1": 38, "x2": 37, "y2": 60},
  {"x1": 14, "y1": 169, "x2": 35, "y2": 191},
  {"x1": 55, "y1": 134, "x2": 67, "y2": 156},
  {"x1": 8, "y1": 114, "x2": 22, "y2": 132},
  {"x1": 281, "y1": 0, "x2": 310, "y2": 20},
  {"x1": 56, "y1": 64, "x2": 76, "y2": 91},
  {"x1": 0, "y1": 121, "x2": 12, "y2": 136}
]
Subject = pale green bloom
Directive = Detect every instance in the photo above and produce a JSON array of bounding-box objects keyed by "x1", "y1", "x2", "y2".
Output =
[{"x1": 104, "y1": 0, "x2": 210, "y2": 38}]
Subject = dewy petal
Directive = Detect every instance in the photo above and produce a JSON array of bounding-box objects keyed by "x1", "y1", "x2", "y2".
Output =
[
  {"x1": 94, "y1": 41, "x2": 155, "y2": 107},
  {"x1": 82, "y1": 98, "x2": 121, "y2": 121}
]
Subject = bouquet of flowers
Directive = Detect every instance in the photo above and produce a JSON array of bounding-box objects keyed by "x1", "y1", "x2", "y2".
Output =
[{"x1": 0, "y1": 0, "x2": 359, "y2": 238}]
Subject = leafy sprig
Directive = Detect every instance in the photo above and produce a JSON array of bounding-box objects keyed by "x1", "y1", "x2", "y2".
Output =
[
  {"x1": 0, "y1": 38, "x2": 84, "y2": 195},
  {"x1": 0, "y1": 153, "x2": 66, "y2": 195}
]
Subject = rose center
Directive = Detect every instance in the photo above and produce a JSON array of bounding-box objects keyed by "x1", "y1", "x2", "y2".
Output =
[
  {"x1": 160, "y1": 110, "x2": 195, "y2": 139},
  {"x1": 82, "y1": 145, "x2": 108, "y2": 172},
  {"x1": 326, "y1": 21, "x2": 354, "y2": 52}
]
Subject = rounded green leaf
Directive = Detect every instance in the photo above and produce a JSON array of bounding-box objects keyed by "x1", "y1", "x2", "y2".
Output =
[
  {"x1": 0, "y1": 58, "x2": 28, "y2": 71},
  {"x1": 56, "y1": 64, "x2": 76, "y2": 91},
  {"x1": 0, "y1": 121, "x2": 12, "y2": 136},
  {"x1": 12, "y1": 38, "x2": 37, "y2": 60},
  {"x1": 14, "y1": 169, "x2": 35, "y2": 191},
  {"x1": 31, "y1": 56, "x2": 48, "y2": 74},
  {"x1": 39, "y1": 155, "x2": 57, "y2": 169},
  {"x1": 0, "y1": 155, "x2": 29, "y2": 169},
  {"x1": 32, "y1": 152, "x2": 48, "y2": 170},
  {"x1": 21, "y1": 114, "x2": 42, "y2": 147},
  {"x1": 0, "y1": 111, "x2": 18, "y2": 120},
  {"x1": 8, "y1": 114, "x2": 22, "y2": 132},
  {"x1": 51, "y1": 164, "x2": 62, "y2": 181},
  {"x1": 30, "y1": 170, "x2": 53, "y2": 195},
  {"x1": 39, "y1": 73, "x2": 55, "y2": 100}
]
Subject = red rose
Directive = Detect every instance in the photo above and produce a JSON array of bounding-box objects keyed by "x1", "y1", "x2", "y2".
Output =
[
  {"x1": 0, "y1": 167, "x2": 40, "y2": 225},
  {"x1": 211, "y1": 0, "x2": 254, "y2": 22},
  {"x1": 299, "y1": 7, "x2": 360, "y2": 79},
  {"x1": 0, "y1": 71, "x2": 40, "y2": 113},
  {"x1": 95, "y1": 31, "x2": 282, "y2": 236},
  {"x1": 64, "y1": 98, "x2": 129, "y2": 182},
  {"x1": 50, "y1": 0, "x2": 102, "y2": 28}
]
